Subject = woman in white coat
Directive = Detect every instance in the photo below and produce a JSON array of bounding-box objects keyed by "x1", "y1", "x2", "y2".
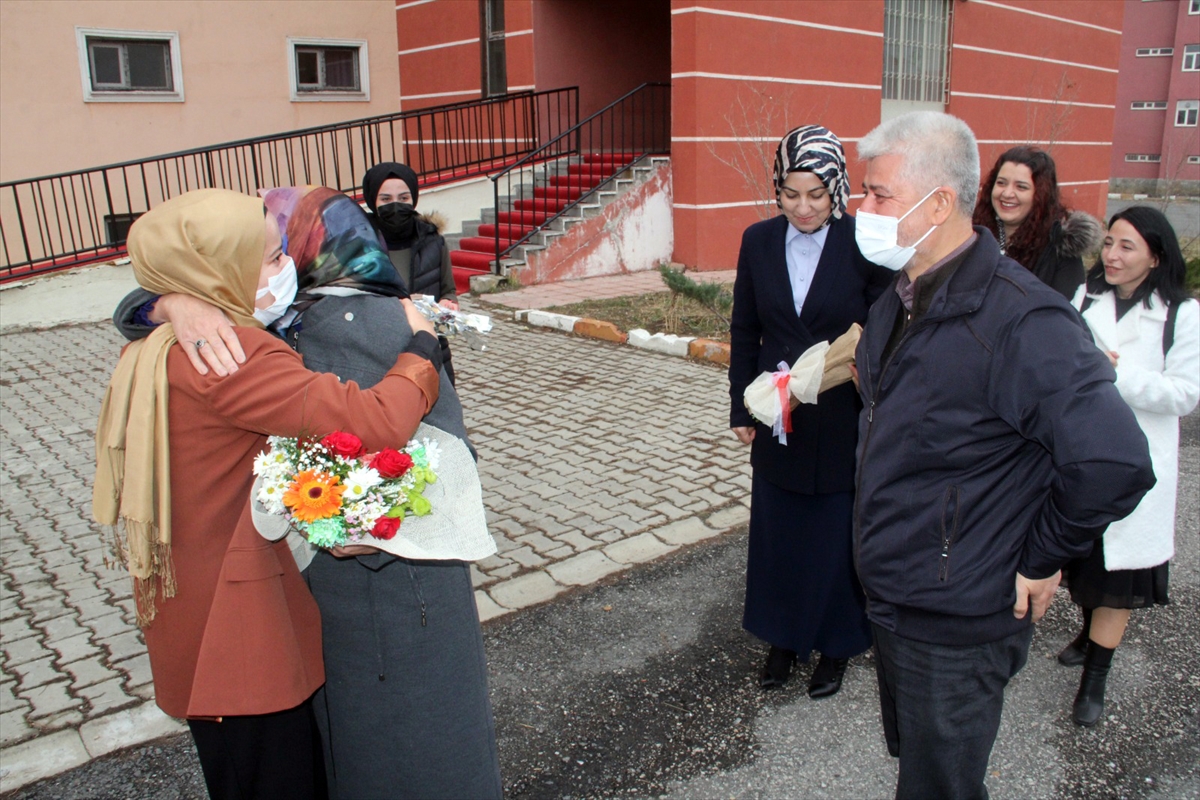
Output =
[{"x1": 1061, "y1": 205, "x2": 1199, "y2": 727}]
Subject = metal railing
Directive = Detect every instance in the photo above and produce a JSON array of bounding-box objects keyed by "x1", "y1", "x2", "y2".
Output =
[
  {"x1": 0, "y1": 87, "x2": 578, "y2": 279},
  {"x1": 489, "y1": 82, "x2": 670, "y2": 268}
]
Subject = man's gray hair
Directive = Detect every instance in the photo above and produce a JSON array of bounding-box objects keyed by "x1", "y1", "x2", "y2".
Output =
[{"x1": 857, "y1": 111, "x2": 980, "y2": 216}]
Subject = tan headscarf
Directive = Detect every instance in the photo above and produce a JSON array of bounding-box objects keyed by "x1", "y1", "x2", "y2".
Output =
[{"x1": 93, "y1": 189, "x2": 266, "y2": 625}]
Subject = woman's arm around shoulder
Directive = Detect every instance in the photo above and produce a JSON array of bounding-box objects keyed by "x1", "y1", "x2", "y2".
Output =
[
  {"x1": 174, "y1": 326, "x2": 440, "y2": 450},
  {"x1": 1114, "y1": 297, "x2": 1200, "y2": 417}
]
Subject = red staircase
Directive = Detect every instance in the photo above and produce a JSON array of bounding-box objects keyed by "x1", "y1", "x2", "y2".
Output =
[{"x1": 449, "y1": 152, "x2": 637, "y2": 294}]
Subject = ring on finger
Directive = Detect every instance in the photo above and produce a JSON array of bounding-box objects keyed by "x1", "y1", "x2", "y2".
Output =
[{"x1": 195, "y1": 339, "x2": 208, "y2": 349}]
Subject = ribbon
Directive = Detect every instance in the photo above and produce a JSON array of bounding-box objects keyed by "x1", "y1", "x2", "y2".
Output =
[{"x1": 771, "y1": 361, "x2": 792, "y2": 445}]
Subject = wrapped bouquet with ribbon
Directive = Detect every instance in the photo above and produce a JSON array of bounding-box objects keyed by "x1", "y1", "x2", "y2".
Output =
[
  {"x1": 743, "y1": 324, "x2": 863, "y2": 444},
  {"x1": 410, "y1": 295, "x2": 493, "y2": 351}
]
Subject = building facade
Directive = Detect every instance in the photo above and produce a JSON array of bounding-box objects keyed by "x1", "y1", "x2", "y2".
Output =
[
  {"x1": 1109, "y1": 0, "x2": 1200, "y2": 195},
  {"x1": 0, "y1": 0, "x2": 400, "y2": 182},
  {"x1": 395, "y1": 0, "x2": 1124, "y2": 270}
]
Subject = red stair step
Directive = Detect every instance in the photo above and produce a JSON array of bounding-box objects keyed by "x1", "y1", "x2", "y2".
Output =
[
  {"x1": 584, "y1": 152, "x2": 637, "y2": 162},
  {"x1": 566, "y1": 164, "x2": 613, "y2": 177},
  {"x1": 451, "y1": 250, "x2": 494, "y2": 270},
  {"x1": 452, "y1": 266, "x2": 490, "y2": 296},
  {"x1": 533, "y1": 186, "x2": 584, "y2": 201},
  {"x1": 549, "y1": 174, "x2": 603, "y2": 189},
  {"x1": 458, "y1": 236, "x2": 516, "y2": 254},
  {"x1": 496, "y1": 210, "x2": 551, "y2": 226},
  {"x1": 479, "y1": 223, "x2": 535, "y2": 239},
  {"x1": 513, "y1": 198, "x2": 568, "y2": 213}
]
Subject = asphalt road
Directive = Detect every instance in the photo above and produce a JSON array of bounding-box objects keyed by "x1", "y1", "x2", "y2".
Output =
[{"x1": 9, "y1": 408, "x2": 1197, "y2": 800}]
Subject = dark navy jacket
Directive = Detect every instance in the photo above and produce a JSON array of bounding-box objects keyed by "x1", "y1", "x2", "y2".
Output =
[
  {"x1": 729, "y1": 214, "x2": 891, "y2": 495},
  {"x1": 853, "y1": 229, "x2": 1155, "y2": 645}
]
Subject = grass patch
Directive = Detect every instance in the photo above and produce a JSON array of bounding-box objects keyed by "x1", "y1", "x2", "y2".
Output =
[{"x1": 546, "y1": 287, "x2": 733, "y2": 343}]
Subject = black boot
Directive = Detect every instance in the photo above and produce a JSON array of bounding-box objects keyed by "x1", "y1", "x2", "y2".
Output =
[
  {"x1": 1058, "y1": 607, "x2": 1093, "y2": 667},
  {"x1": 807, "y1": 654, "x2": 849, "y2": 699},
  {"x1": 760, "y1": 646, "x2": 797, "y2": 689},
  {"x1": 1072, "y1": 641, "x2": 1115, "y2": 727}
]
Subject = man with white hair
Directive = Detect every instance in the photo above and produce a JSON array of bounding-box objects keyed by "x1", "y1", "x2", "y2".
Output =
[{"x1": 851, "y1": 111, "x2": 1154, "y2": 799}]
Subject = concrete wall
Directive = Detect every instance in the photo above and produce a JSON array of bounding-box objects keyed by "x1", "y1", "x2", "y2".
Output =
[
  {"x1": 520, "y1": 161, "x2": 673, "y2": 284},
  {"x1": 0, "y1": 0, "x2": 400, "y2": 182}
]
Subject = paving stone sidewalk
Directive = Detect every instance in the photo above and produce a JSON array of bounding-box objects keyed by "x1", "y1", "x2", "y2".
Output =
[{"x1": 0, "y1": 299, "x2": 749, "y2": 791}]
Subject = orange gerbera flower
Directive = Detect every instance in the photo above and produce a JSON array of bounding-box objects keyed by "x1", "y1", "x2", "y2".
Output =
[{"x1": 283, "y1": 469, "x2": 345, "y2": 522}]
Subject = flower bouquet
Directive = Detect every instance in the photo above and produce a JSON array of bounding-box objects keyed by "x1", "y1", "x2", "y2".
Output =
[
  {"x1": 252, "y1": 423, "x2": 498, "y2": 564},
  {"x1": 411, "y1": 294, "x2": 493, "y2": 351},
  {"x1": 254, "y1": 430, "x2": 439, "y2": 548}
]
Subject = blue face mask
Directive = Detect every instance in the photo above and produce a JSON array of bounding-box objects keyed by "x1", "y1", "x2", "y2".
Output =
[{"x1": 254, "y1": 256, "x2": 298, "y2": 326}]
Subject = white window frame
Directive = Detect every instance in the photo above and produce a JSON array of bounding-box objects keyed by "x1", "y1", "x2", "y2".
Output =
[
  {"x1": 1176, "y1": 100, "x2": 1199, "y2": 126},
  {"x1": 75, "y1": 27, "x2": 184, "y2": 103},
  {"x1": 1187, "y1": 155, "x2": 1200, "y2": 164},
  {"x1": 1190, "y1": 0, "x2": 1200, "y2": 15},
  {"x1": 1135, "y1": 47, "x2": 1174, "y2": 57},
  {"x1": 288, "y1": 37, "x2": 369, "y2": 102},
  {"x1": 1184, "y1": 45, "x2": 1200, "y2": 71},
  {"x1": 882, "y1": 0, "x2": 953, "y2": 106},
  {"x1": 1124, "y1": 154, "x2": 1162, "y2": 163},
  {"x1": 1131, "y1": 101, "x2": 1168, "y2": 110}
]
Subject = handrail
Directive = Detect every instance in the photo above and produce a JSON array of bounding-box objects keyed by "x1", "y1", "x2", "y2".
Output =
[
  {"x1": 489, "y1": 82, "x2": 670, "y2": 268},
  {"x1": 0, "y1": 87, "x2": 578, "y2": 279}
]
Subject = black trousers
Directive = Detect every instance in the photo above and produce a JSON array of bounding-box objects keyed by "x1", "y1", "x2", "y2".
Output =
[
  {"x1": 188, "y1": 698, "x2": 327, "y2": 800},
  {"x1": 872, "y1": 623, "x2": 1033, "y2": 800}
]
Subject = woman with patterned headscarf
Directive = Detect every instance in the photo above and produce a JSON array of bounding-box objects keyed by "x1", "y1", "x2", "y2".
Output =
[
  {"x1": 729, "y1": 126, "x2": 892, "y2": 697},
  {"x1": 95, "y1": 188, "x2": 441, "y2": 798}
]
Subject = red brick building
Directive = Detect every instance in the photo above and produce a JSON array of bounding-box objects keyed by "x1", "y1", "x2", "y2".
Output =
[
  {"x1": 397, "y1": 0, "x2": 1122, "y2": 271},
  {"x1": 1109, "y1": 0, "x2": 1200, "y2": 195}
]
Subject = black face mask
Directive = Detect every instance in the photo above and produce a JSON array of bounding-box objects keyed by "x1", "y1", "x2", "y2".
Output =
[{"x1": 376, "y1": 202, "x2": 418, "y2": 242}]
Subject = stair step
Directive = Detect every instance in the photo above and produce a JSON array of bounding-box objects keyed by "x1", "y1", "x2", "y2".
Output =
[
  {"x1": 451, "y1": 250, "x2": 495, "y2": 271},
  {"x1": 566, "y1": 164, "x2": 615, "y2": 177},
  {"x1": 512, "y1": 198, "x2": 569, "y2": 213},
  {"x1": 452, "y1": 265, "x2": 490, "y2": 295},
  {"x1": 532, "y1": 186, "x2": 585, "y2": 201},
  {"x1": 459, "y1": 236, "x2": 515, "y2": 254},
  {"x1": 496, "y1": 209, "x2": 552, "y2": 226},
  {"x1": 548, "y1": 174, "x2": 604, "y2": 189},
  {"x1": 479, "y1": 223, "x2": 536, "y2": 239},
  {"x1": 584, "y1": 152, "x2": 638, "y2": 163}
]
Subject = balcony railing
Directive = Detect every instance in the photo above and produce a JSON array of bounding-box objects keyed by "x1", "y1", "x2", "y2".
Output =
[{"x1": 0, "y1": 87, "x2": 578, "y2": 280}]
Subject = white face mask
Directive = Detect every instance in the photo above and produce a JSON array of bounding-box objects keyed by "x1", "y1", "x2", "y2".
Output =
[
  {"x1": 854, "y1": 186, "x2": 941, "y2": 271},
  {"x1": 253, "y1": 256, "x2": 298, "y2": 326}
]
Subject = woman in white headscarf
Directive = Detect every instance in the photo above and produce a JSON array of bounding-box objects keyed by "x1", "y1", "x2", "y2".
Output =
[{"x1": 729, "y1": 126, "x2": 892, "y2": 696}]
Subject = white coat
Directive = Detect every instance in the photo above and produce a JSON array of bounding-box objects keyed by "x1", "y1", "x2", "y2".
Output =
[{"x1": 1073, "y1": 287, "x2": 1200, "y2": 570}]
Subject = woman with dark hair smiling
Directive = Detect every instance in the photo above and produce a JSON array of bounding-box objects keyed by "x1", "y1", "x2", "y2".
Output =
[
  {"x1": 973, "y1": 146, "x2": 1100, "y2": 298},
  {"x1": 1060, "y1": 205, "x2": 1199, "y2": 727}
]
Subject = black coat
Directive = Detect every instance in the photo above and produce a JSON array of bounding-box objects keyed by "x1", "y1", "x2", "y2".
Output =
[{"x1": 728, "y1": 214, "x2": 891, "y2": 495}]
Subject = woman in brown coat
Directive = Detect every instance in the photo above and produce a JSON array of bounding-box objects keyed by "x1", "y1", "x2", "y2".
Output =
[{"x1": 93, "y1": 189, "x2": 440, "y2": 799}]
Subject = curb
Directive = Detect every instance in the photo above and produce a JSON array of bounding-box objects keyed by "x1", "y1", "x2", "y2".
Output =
[
  {"x1": 513, "y1": 309, "x2": 731, "y2": 367},
  {"x1": 473, "y1": 500, "x2": 749, "y2": 624},
  {"x1": 0, "y1": 701, "x2": 187, "y2": 794}
]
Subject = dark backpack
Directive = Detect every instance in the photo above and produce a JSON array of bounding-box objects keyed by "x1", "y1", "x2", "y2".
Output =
[{"x1": 1079, "y1": 295, "x2": 1178, "y2": 356}]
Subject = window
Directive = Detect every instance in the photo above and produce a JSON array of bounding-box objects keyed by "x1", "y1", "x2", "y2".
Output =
[
  {"x1": 1177, "y1": 100, "x2": 1199, "y2": 126},
  {"x1": 480, "y1": 0, "x2": 507, "y2": 97},
  {"x1": 1131, "y1": 101, "x2": 1168, "y2": 109},
  {"x1": 1184, "y1": 45, "x2": 1200, "y2": 71},
  {"x1": 75, "y1": 27, "x2": 183, "y2": 102},
  {"x1": 1190, "y1": 0, "x2": 1200, "y2": 14},
  {"x1": 1125, "y1": 154, "x2": 1162, "y2": 163},
  {"x1": 1187, "y1": 155, "x2": 1200, "y2": 164},
  {"x1": 288, "y1": 38, "x2": 369, "y2": 101},
  {"x1": 1136, "y1": 47, "x2": 1174, "y2": 57},
  {"x1": 882, "y1": 0, "x2": 952, "y2": 104}
]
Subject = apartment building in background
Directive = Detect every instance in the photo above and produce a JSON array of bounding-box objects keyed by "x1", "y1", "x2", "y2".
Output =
[
  {"x1": 0, "y1": 0, "x2": 400, "y2": 182},
  {"x1": 1109, "y1": 0, "x2": 1200, "y2": 194}
]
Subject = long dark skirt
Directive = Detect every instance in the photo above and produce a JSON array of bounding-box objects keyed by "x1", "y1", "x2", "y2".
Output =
[
  {"x1": 743, "y1": 475, "x2": 871, "y2": 659},
  {"x1": 1065, "y1": 539, "x2": 1170, "y2": 610},
  {"x1": 305, "y1": 551, "x2": 503, "y2": 800}
]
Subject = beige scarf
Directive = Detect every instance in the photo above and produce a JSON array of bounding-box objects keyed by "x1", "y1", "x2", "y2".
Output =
[{"x1": 93, "y1": 189, "x2": 265, "y2": 625}]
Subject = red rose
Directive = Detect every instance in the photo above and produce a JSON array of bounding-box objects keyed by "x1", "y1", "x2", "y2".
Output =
[
  {"x1": 370, "y1": 516, "x2": 401, "y2": 540},
  {"x1": 321, "y1": 431, "x2": 365, "y2": 459},
  {"x1": 369, "y1": 448, "x2": 413, "y2": 479}
]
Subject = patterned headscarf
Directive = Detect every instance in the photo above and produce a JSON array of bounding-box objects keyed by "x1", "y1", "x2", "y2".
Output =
[
  {"x1": 262, "y1": 186, "x2": 408, "y2": 301},
  {"x1": 772, "y1": 125, "x2": 850, "y2": 220}
]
